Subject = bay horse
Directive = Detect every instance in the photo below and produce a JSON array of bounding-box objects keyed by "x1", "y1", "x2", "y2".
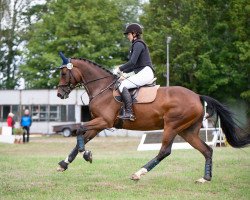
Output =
[{"x1": 56, "y1": 52, "x2": 249, "y2": 183}]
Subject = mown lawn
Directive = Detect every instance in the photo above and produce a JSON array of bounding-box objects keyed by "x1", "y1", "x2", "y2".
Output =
[{"x1": 0, "y1": 135, "x2": 249, "y2": 200}]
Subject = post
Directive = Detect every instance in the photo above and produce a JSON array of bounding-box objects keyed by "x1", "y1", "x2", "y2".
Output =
[{"x1": 166, "y1": 36, "x2": 172, "y2": 87}]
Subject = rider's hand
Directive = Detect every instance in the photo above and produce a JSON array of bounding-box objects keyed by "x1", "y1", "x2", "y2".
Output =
[{"x1": 113, "y1": 66, "x2": 122, "y2": 75}]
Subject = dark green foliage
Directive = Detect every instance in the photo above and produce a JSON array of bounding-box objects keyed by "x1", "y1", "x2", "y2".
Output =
[
  {"x1": 19, "y1": 0, "x2": 140, "y2": 89},
  {"x1": 141, "y1": 0, "x2": 249, "y2": 102}
]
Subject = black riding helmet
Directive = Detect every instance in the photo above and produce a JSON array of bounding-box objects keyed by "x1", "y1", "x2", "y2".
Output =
[{"x1": 124, "y1": 23, "x2": 143, "y2": 35}]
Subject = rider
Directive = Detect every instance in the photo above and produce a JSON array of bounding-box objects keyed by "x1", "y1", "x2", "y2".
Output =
[{"x1": 115, "y1": 23, "x2": 154, "y2": 121}]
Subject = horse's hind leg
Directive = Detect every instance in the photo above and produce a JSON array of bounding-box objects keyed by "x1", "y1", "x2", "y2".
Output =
[
  {"x1": 131, "y1": 126, "x2": 175, "y2": 181},
  {"x1": 181, "y1": 122, "x2": 213, "y2": 183}
]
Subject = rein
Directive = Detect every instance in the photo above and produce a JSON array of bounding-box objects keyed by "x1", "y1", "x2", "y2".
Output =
[
  {"x1": 88, "y1": 79, "x2": 118, "y2": 102},
  {"x1": 84, "y1": 75, "x2": 113, "y2": 86}
]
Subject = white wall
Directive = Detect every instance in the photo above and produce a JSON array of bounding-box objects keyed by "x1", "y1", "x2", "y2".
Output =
[
  {"x1": 0, "y1": 89, "x2": 89, "y2": 105},
  {"x1": 0, "y1": 90, "x2": 20, "y2": 104}
]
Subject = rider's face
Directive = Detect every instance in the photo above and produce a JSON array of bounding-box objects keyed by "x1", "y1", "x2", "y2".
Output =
[{"x1": 127, "y1": 33, "x2": 135, "y2": 42}]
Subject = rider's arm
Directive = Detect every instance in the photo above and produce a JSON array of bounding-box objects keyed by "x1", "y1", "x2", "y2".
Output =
[{"x1": 119, "y1": 42, "x2": 144, "y2": 73}]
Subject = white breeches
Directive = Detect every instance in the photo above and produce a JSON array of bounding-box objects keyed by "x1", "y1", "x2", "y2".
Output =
[{"x1": 118, "y1": 66, "x2": 154, "y2": 92}]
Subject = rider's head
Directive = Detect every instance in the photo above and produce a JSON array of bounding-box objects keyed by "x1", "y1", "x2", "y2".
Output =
[{"x1": 124, "y1": 23, "x2": 143, "y2": 40}]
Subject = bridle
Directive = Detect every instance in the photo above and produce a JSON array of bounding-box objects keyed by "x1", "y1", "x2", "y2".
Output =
[
  {"x1": 57, "y1": 64, "x2": 82, "y2": 95},
  {"x1": 57, "y1": 61, "x2": 118, "y2": 101}
]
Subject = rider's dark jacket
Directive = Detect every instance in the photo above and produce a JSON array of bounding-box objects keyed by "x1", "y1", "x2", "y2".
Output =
[{"x1": 119, "y1": 39, "x2": 154, "y2": 74}]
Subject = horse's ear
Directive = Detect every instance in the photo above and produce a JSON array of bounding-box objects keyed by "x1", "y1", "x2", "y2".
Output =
[{"x1": 59, "y1": 51, "x2": 69, "y2": 64}]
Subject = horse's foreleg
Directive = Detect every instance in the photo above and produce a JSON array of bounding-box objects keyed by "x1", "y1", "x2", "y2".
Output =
[
  {"x1": 57, "y1": 117, "x2": 111, "y2": 172},
  {"x1": 76, "y1": 134, "x2": 93, "y2": 163},
  {"x1": 76, "y1": 117, "x2": 113, "y2": 136},
  {"x1": 57, "y1": 129, "x2": 99, "y2": 172},
  {"x1": 76, "y1": 118, "x2": 110, "y2": 162},
  {"x1": 57, "y1": 145, "x2": 78, "y2": 172},
  {"x1": 78, "y1": 117, "x2": 111, "y2": 142},
  {"x1": 57, "y1": 136, "x2": 92, "y2": 172}
]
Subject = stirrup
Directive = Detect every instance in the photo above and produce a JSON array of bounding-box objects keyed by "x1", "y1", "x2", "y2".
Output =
[{"x1": 118, "y1": 113, "x2": 136, "y2": 121}]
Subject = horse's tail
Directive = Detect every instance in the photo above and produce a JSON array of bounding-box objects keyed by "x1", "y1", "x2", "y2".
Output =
[{"x1": 200, "y1": 95, "x2": 250, "y2": 148}]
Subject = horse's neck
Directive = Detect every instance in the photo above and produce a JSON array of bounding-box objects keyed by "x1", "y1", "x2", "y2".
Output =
[{"x1": 77, "y1": 60, "x2": 115, "y2": 99}]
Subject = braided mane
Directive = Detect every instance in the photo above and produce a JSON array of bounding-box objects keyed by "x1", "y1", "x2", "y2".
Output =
[{"x1": 72, "y1": 57, "x2": 114, "y2": 75}]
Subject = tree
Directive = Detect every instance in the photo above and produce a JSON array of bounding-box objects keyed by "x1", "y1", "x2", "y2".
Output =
[
  {"x1": 20, "y1": 0, "x2": 141, "y2": 89},
  {"x1": 0, "y1": 0, "x2": 34, "y2": 89},
  {"x1": 140, "y1": 0, "x2": 249, "y2": 102}
]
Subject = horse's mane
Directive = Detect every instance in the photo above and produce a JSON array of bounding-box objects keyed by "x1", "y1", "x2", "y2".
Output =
[{"x1": 72, "y1": 57, "x2": 114, "y2": 76}]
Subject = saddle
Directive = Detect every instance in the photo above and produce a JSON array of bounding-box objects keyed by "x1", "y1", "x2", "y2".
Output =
[{"x1": 113, "y1": 78, "x2": 160, "y2": 104}]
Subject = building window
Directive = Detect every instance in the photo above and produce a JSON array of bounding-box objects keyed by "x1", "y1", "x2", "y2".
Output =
[
  {"x1": 49, "y1": 105, "x2": 60, "y2": 121},
  {"x1": 3, "y1": 106, "x2": 11, "y2": 121},
  {"x1": 0, "y1": 105, "x2": 20, "y2": 122},
  {"x1": 26, "y1": 105, "x2": 75, "y2": 122},
  {"x1": 60, "y1": 105, "x2": 66, "y2": 121},
  {"x1": 40, "y1": 105, "x2": 48, "y2": 121},
  {"x1": 31, "y1": 105, "x2": 39, "y2": 121},
  {"x1": 68, "y1": 105, "x2": 75, "y2": 121},
  {"x1": 0, "y1": 105, "x2": 75, "y2": 122}
]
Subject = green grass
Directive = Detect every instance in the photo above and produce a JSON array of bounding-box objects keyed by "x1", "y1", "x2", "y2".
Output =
[{"x1": 0, "y1": 136, "x2": 249, "y2": 200}]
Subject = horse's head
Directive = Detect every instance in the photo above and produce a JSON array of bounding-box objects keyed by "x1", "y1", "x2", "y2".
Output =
[
  {"x1": 57, "y1": 52, "x2": 82, "y2": 99},
  {"x1": 57, "y1": 52, "x2": 118, "y2": 101}
]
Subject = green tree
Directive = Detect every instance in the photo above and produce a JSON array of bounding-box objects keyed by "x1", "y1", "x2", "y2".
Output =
[
  {"x1": 141, "y1": 0, "x2": 209, "y2": 89},
  {"x1": 197, "y1": 0, "x2": 250, "y2": 100},
  {"x1": 0, "y1": 0, "x2": 35, "y2": 89},
  {"x1": 140, "y1": 0, "x2": 249, "y2": 102},
  {"x1": 20, "y1": 0, "x2": 141, "y2": 89}
]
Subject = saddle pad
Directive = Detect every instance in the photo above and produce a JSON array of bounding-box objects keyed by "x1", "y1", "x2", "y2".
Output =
[{"x1": 113, "y1": 85, "x2": 160, "y2": 104}]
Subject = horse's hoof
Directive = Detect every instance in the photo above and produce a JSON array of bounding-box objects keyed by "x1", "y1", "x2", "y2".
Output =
[
  {"x1": 57, "y1": 160, "x2": 68, "y2": 172},
  {"x1": 57, "y1": 166, "x2": 66, "y2": 172},
  {"x1": 83, "y1": 150, "x2": 92, "y2": 163},
  {"x1": 195, "y1": 177, "x2": 210, "y2": 184},
  {"x1": 130, "y1": 174, "x2": 140, "y2": 181}
]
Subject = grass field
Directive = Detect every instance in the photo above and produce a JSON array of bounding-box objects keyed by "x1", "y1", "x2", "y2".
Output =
[{"x1": 0, "y1": 135, "x2": 249, "y2": 200}]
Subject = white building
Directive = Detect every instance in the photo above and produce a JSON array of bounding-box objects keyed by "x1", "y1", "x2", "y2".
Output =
[{"x1": 0, "y1": 89, "x2": 90, "y2": 134}]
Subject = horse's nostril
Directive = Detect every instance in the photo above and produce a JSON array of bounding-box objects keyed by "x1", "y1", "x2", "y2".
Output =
[{"x1": 57, "y1": 93, "x2": 62, "y2": 98}]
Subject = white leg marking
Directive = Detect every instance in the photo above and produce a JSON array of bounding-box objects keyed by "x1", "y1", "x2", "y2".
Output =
[
  {"x1": 64, "y1": 156, "x2": 70, "y2": 164},
  {"x1": 195, "y1": 177, "x2": 210, "y2": 184},
  {"x1": 131, "y1": 168, "x2": 148, "y2": 181}
]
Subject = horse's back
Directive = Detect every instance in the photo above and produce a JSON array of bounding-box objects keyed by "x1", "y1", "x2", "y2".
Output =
[{"x1": 157, "y1": 86, "x2": 201, "y2": 104}]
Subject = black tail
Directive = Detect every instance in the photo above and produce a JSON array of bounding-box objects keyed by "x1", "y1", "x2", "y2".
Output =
[{"x1": 200, "y1": 95, "x2": 250, "y2": 148}]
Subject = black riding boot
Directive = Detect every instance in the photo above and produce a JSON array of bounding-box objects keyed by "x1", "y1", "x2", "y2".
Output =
[{"x1": 119, "y1": 87, "x2": 135, "y2": 121}]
